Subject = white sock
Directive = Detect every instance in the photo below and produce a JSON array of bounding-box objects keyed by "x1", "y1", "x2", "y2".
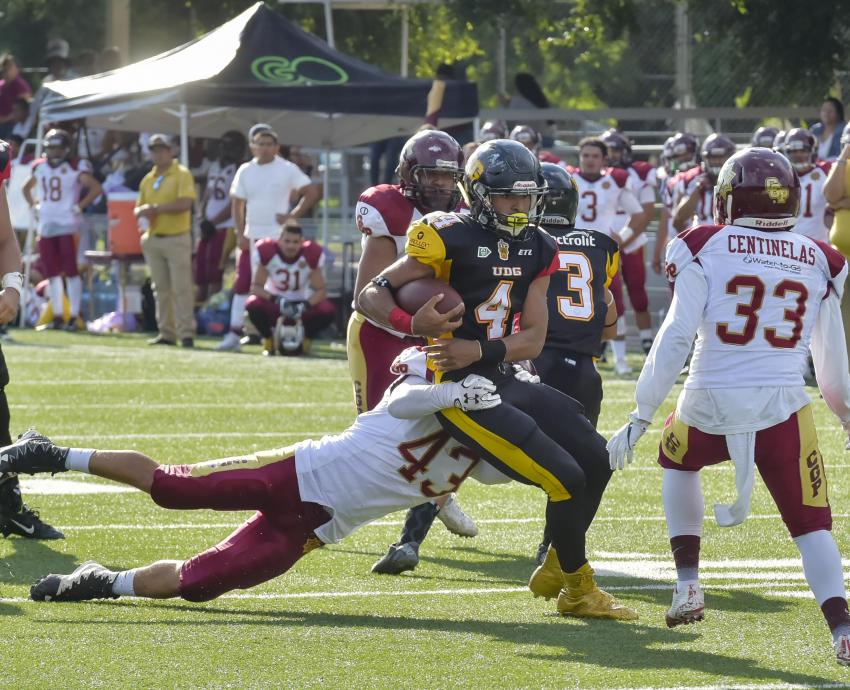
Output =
[
  {"x1": 794, "y1": 530, "x2": 846, "y2": 606},
  {"x1": 112, "y1": 568, "x2": 137, "y2": 596},
  {"x1": 640, "y1": 328, "x2": 653, "y2": 341},
  {"x1": 230, "y1": 293, "x2": 248, "y2": 331},
  {"x1": 48, "y1": 277, "x2": 64, "y2": 317},
  {"x1": 66, "y1": 276, "x2": 82, "y2": 318},
  {"x1": 66, "y1": 448, "x2": 95, "y2": 473},
  {"x1": 611, "y1": 339, "x2": 627, "y2": 364},
  {"x1": 663, "y1": 469, "x2": 704, "y2": 538}
]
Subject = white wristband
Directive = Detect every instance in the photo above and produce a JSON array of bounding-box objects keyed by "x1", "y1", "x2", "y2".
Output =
[
  {"x1": 619, "y1": 226, "x2": 635, "y2": 243},
  {"x1": 2, "y1": 271, "x2": 23, "y2": 295}
]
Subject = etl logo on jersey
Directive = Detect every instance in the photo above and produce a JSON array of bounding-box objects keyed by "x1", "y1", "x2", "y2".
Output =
[{"x1": 518, "y1": 249, "x2": 533, "y2": 256}]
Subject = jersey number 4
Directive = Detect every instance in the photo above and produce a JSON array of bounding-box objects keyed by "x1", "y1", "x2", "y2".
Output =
[
  {"x1": 556, "y1": 251, "x2": 594, "y2": 321},
  {"x1": 717, "y1": 275, "x2": 808, "y2": 348},
  {"x1": 475, "y1": 280, "x2": 512, "y2": 338}
]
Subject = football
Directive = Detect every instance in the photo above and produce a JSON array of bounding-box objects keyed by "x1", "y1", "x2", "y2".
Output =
[{"x1": 395, "y1": 278, "x2": 464, "y2": 315}]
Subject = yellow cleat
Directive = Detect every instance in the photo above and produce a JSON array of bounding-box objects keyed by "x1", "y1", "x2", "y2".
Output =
[
  {"x1": 557, "y1": 562, "x2": 639, "y2": 621},
  {"x1": 529, "y1": 546, "x2": 564, "y2": 600}
]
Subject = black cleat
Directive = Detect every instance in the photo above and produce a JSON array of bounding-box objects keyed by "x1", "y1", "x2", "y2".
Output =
[
  {"x1": 2, "y1": 504, "x2": 64, "y2": 539},
  {"x1": 535, "y1": 540, "x2": 550, "y2": 566},
  {"x1": 641, "y1": 337, "x2": 654, "y2": 355},
  {"x1": 371, "y1": 543, "x2": 419, "y2": 575},
  {"x1": 0, "y1": 429, "x2": 69, "y2": 476},
  {"x1": 30, "y1": 561, "x2": 118, "y2": 602}
]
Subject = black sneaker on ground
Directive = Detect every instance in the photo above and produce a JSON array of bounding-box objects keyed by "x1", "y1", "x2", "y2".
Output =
[
  {"x1": 0, "y1": 429, "x2": 69, "y2": 476},
  {"x1": 30, "y1": 561, "x2": 118, "y2": 602},
  {"x1": 240, "y1": 333, "x2": 261, "y2": 346},
  {"x1": 147, "y1": 335, "x2": 176, "y2": 346},
  {"x1": 641, "y1": 338, "x2": 654, "y2": 355},
  {"x1": 2, "y1": 505, "x2": 64, "y2": 539},
  {"x1": 371, "y1": 543, "x2": 419, "y2": 575},
  {"x1": 180, "y1": 337, "x2": 194, "y2": 348}
]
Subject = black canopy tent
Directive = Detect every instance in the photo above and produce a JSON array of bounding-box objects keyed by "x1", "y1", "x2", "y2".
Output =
[{"x1": 39, "y1": 2, "x2": 479, "y2": 149}]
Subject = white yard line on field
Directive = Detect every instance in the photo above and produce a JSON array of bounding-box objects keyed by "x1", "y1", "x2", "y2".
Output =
[
  {"x1": 9, "y1": 402, "x2": 353, "y2": 410},
  {"x1": 10, "y1": 377, "x2": 344, "y2": 385}
]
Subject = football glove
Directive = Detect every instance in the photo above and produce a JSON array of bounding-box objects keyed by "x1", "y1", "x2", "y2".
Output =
[
  {"x1": 606, "y1": 411, "x2": 651, "y2": 470},
  {"x1": 450, "y1": 375, "x2": 501, "y2": 412},
  {"x1": 277, "y1": 298, "x2": 306, "y2": 320},
  {"x1": 512, "y1": 362, "x2": 540, "y2": 384}
]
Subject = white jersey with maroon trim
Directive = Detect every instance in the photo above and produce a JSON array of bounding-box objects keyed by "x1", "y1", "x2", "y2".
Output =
[
  {"x1": 573, "y1": 168, "x2": 641, "y2": 237},
  {"x1": 676, "y1": 167, "x2": 713, "y2": 229},
  {"x1": 792, "y1": 162, "x2": 831, "y2": 242},
  {"x1": 256, "y1": 238, "x2": 324, "y2": 302},
  {"x1": 611, "y1": 162, "x2": 657, "y2": 252},
  {"x1": 31, "y1": 157, "x2": 92, "y2": 234},
  {"x1": 665, "y1": 224, "x2": 845, "y2": 391},
  {"x1": 294, "y1": 347, "x2": 509, "y2": 543},
  {"x1": 204, "y1": 161, "x2": 238, "y2": 229}
]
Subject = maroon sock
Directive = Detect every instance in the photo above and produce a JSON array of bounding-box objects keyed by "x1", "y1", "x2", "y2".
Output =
[
  {"x1": 822, "y1": 597, "x2": 850, "y2": 632},
  {"x1": 670, "y1": 535, "x2": 700, "y2": 582}
]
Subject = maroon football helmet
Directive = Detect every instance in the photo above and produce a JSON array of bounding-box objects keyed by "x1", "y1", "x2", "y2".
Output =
[
  {"x1": 713, "y1": 147, "x2": 800, "y2": 230},
  {"x1": 751, "y1": 126, "x2": 779, "y2": 148},
  {"x1": 783, "y1": 128, "x2": 817, "y2": 172},
  {"x1": 700, "y1": 133, "x2": 736, "y2": 180},
  {"x1": 479, "y1": 120, "x2": 507, "y2": 142},
  {"x1": 509, "y1": 124, "x2": 542, "y2": 152},
  {"x1": 669, "y1": 132, "x2": 700, "y2": 171},
  {"x1": 600, "y1": 129, "x2": 632, "y2": 167},
  {"x1": 773, "y1": 130, "x2": 787, "y2": 153},
  {"x1": 396, "y1": 130, "x2": 464, "y2": 212}
]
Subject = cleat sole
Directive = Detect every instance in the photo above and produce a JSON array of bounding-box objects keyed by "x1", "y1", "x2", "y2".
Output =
[{"x1": 666, "y1": 609, "x2": 705, "y2": 628}]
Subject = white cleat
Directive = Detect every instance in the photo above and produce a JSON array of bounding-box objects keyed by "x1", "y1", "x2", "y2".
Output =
[
  {"x1": 836, "y1": 633, "x2": 850, "y2": 666},
  {"x1": 216, "y1": 331, "x2": 242, "y2": 352},
  {"x1": 614, "y1": 360, "x2": 633, "y2": 377},
  {"x1": 666, "y1": 583, "x2": 705, "y2": 628},
  {"x1": 436, "y1": 493, "x2": 478, "y2": 537}
]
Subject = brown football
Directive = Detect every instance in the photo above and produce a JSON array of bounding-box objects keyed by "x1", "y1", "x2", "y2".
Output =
[{"x1": 395, "y1": 278, "x2": 464, "y2": 315}]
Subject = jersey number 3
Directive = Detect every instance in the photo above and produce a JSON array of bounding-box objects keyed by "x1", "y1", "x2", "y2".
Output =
[{"x1": 556, "y1": 251, "x2": 594, "y2": 321}]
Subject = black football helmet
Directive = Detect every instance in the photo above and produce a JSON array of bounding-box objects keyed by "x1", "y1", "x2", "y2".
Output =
[
  {"x1": 540, "y1": 162, "x2": 578, "y2": 227},
  {"x1": 462, "y1": 139, "x2": 547, "y2": 241}
]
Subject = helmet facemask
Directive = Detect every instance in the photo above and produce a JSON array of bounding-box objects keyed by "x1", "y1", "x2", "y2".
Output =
[{"x1": 410, "y1": 166, "x2": 463, "y2": 212}]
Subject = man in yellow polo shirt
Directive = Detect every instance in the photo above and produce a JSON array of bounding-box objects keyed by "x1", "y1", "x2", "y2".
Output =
[
  {"x1": 135, "y1": 134, "x2": 197, "y2": 347},
  {"x1": 824, "y1": 124, "x2": 850, "y2": 364}
]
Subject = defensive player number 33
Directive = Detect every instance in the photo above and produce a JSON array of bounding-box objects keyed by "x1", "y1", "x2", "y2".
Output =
[
  {"x1": 716, "y1": 274, "x2": 808, "y2": 348},
  {"x1": 396, "y1": 430, "x2": 479, "y2": 498}
]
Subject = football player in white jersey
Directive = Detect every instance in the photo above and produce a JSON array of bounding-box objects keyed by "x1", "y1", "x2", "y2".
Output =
[
  {"x1": 22, "y1": 128, "x2": 102, "y2": 331},
  {"x1": 17, "y1": 348, "x2": 517, "y2": 605},
  {"x1": 608, "y1": 148, "x2": 850, "y2": 666},
  {"x1": 349, "y1": 130, "x2": 476, "y2": 575},
  {"x1": 601, "y1": 130, "x2": 655, "y2": 353},
  {"x1": 672, "y1": 133, "x2": 735, "y2": 233},
  {"x1": 195, "y1": 130, "x2": 245, "y2": 303},
  {"x1": 782, "y1": 128, "x2": 832, "y2": 242},
  {"x1": 246, "y1": 223, "x2": 335, "y2": 355},
  {"x1": 571, "y1": 136, "x2": 643, "y2": 375}
]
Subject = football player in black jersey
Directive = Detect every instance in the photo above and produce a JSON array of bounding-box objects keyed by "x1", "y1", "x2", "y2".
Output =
[
  {"x1": 532, "y1": 162, "x2": 620, "y2": 564},
  {"x1": 0, "y1": 141, "x2": 62, "y2": 539},
  {"x1": 359, "y1": 140, "x2": 637, "y2": 620}
]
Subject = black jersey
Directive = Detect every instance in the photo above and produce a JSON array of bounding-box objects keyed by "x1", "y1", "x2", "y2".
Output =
[
  {"x1": 541, "y1": 224, "x2": 619, "y2": 357},
  {"x1": 405, "y1": 212, "x2": 558, "y2": 381}
]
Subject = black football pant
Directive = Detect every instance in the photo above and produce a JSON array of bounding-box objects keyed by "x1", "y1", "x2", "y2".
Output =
[
  {"x1": 436, "y1": 376, "x2": 610, "y2": 572},
  {"x1": 0, "y1": 344, "x2": 22, "y2": 516},
  {"x1": 533, "y1": 349, "x2": 609, "y2": 552}
]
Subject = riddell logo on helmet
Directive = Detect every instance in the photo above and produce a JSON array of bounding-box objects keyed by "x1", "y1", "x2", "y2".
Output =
[
  {"x1": 435, "y1": 159, "x2": 458, "y2": 169},
  {"x1": 765, "y1": 177, "x2": 789, "y2": 204},
  {"x1": 751, "y1": 217, "x2": 793, "y2": 228},
  {"x1": 512, "y1": 181, "x2": 537, "y2": 190}
]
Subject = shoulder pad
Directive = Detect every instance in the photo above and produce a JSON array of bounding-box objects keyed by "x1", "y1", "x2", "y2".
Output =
[
  {"x1": 812, "y1": 239, "x2": 847, "y2": 280},
  {"x1": 255, "y1": 238, "x2": 279, "y2": 264},
  {"x1": 31, "y1": 157, "x2": 47, "y2": 171},
  {"x1": 816, "y1": 160, "x2": 832, "y2": 175},
  {"x1": 389, "y1": 346, "x2": 432, "y2": 382},
  {"x1": 608, "y1": 167, "x2": 630, "y2": 188},
  {"x1": 356, "y1": 184, "x2": 413, "y2": 238},
  {"x1": 665, "y1": 224, "x2": 725, "y2": 280},
  {"x1": 630, "y1": 161, "x2": 653, "y2": 181},
  {"x1": 681, "y1": 166, "x2": 702, "y2": 184},
  {"x1": 421, "y1": 211, "x2": 464, "y2": 231},
  {"x1": 301, "y1": 241, "x2": 324, "y2": 268}
]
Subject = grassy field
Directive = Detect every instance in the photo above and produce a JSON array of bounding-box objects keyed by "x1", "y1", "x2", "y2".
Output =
[{"x1": 1, "y1": 330, "x2": 850, "y2": 689}]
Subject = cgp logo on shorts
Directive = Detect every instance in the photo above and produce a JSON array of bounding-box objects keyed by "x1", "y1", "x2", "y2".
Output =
[{"x1": 251, "y1": 56, "x2": 349, "y2": 86}]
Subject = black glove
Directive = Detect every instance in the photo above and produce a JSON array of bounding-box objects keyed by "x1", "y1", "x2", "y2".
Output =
[{"x1": 199, "y1": 219, "x2": 217, "y2": 241}]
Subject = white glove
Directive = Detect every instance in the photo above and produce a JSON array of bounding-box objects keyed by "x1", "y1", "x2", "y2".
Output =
[
  {"x1": 606, "y1": 411, "x2": 650, "y2": 470},
  {"x1": 512, "y1": 363, "x2": 540, "y2": 384},
  {"x1": 450, "y1": 375, "x2": 501, "y2": 411},
  {"x1": 72, "y1": 204, "x2": 82, "y2": 216}
]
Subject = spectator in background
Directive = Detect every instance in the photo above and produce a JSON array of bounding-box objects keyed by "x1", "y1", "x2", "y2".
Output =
[
  {"x1": 0, "y1": 55, "x2": 32, "y2": 139},
  {"x1": 135, "y1": 134, "x2": 197, "y2": 348},
  {"x1": 823, "y1": 124, "x2": 850, "y2": 366},
  {"x1": 368, "y1": 136, "x2": 405, "y2": 187},
  {"x1": 509, "y1": 72, "x2": 556, "y2": 147},
  {"x1": 196, "y1": 130, "x2": 245, "y2": 303},
  {"x1": 812, "y1": 97, "x2": 846, "y2": 162},
  {"x1": 10, "y1": 97, "x2": 31, "y2": 140},
  {"x1": 74, "y1": 50, "x2": 97, "y2": 77},
  {"x1": 216, "y1": 126, "x2": 319, "y2": 352},
  {"x1": 23, "y1": 39, "x2": 80, "y2": 138}
]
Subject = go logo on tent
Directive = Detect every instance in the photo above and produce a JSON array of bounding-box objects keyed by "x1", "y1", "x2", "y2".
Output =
[{"x1": 251, "y1": 56, "x2": 349, "y2": 86}]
